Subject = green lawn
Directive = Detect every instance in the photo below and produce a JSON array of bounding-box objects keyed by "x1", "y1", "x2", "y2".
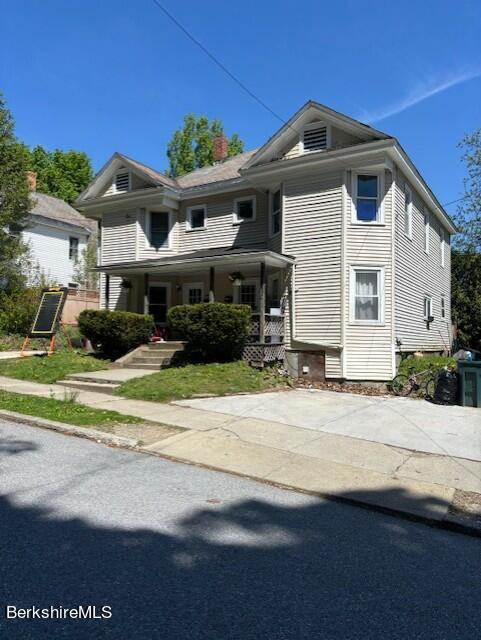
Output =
[
  {"x1": 0, "y1": 351, "x2": 109, "y2": 384},
  {"x1": 0, "y1": 390, "x2": 140, "y2": 429},
  {"x1": 118, "y1": 361, "x2": 288, "y2": 403}
]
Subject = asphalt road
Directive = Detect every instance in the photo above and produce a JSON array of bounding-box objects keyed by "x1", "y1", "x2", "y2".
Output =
[{"x1": 1, "y1": 419, "x2": 480, "y2": 640}]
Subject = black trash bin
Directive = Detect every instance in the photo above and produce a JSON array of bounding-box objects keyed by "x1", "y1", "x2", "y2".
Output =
[{"x1": 432, "y1": 368, "x2": 458, "y2": 405}]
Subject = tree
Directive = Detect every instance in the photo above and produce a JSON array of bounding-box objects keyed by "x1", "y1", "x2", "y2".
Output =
[
  {"x1": 26, "y1": 145, "x2": 93, "y2": 205},
  {"x1": 451, "y1": 250, "x2": 481, "y2": 352},
  {"x1": 456, "y1": 128, "x2": 481, "y2": 251},
  {"x1": 72, "y1": 239, "x2": 99, "y2": 289},
  {"x1": 0, "y1": 93, "x2": 31, "y2": 293},
  {"x1": 166, "y1": 114, "x2": 244, "y2": 177}
]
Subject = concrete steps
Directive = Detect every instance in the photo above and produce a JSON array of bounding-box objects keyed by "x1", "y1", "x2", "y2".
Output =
[{"x1": 115, "y1": 341, "x2": 184, "y2": 371}]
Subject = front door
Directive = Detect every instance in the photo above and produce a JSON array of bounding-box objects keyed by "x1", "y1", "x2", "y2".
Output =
[{"x1": 149, "y1": 285, "x2": 169, "y2": 326}]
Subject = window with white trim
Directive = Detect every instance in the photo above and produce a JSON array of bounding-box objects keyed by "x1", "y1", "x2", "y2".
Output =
[
  {"x1": 423, "y1": 296, "x2": 433, "y2": 321},
  {"x1": 441, "y1": 295, "x2": 446, "y2": 319},
  {"x1": 353, "y1": 174, "x2": 381, "y2": 223},
  {"x1": 301, "y1": 122, "x2": 329, "y2": 153},
  {"x1": 270, "y1": 189, "x2": 281, "y2": 236},
  {"x1": 441, "y1": 229, "x2": 446, "y2": 267},
  {"x1": 186, "y1": 205, "x2": 206, "y2": 231},
  {"x1": 404, "y1": 185, "x2": 412, "y2": 238},
  {"x1": 351, "y1": 268, "x2": 383, "y2": 322},
  {"x1": 148, "y1": 211, "x2": 170, "y2": 249},
  {"x1": 183, "y1": 283, "x2": 204, "y2": 305},
  {"x1": 237, "y1": 280, "x2": 258, "y2": 310},
  {"x1": 115, "y1": 172, "x2": 130, "y2": 193},
  {"x1": 69, "y1": 236, "x2": 79, "y2": 261},
  {"x1": 424, "y1": 209, "x2": 430, "y2": 253},
  {"x1": 233, "y1": 196, "x2": 256, "y2": 223}
]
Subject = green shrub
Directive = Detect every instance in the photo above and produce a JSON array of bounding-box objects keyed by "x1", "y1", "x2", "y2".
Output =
[
  {"x1": 0, "y1": 288, "x2": 40, "y2": 335},
  {"x1": 398, "y1": 354, "x2": 456, "y2": 376},
  {"x1": 78, "y1": 309, "x2": 153, "y2": 360},
  {"x1": 167, "y1": 303, "x2": 250, "y2": 362}
]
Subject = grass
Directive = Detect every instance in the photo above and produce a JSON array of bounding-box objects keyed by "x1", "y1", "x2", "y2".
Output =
[
  {"x1": 0, "y1": 390, "x2": 140, "y2": 429},
  {"x1": 118, "y1": 361, "x2": 289, "y2": 403},
  {"x1": 0, "y1": 351, "x2": 109, "y2": 384},
  {"x1": 397, "y1": 354, "x2": 456, "y2": 376}
]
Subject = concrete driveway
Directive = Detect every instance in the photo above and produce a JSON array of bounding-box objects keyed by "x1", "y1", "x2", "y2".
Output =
[{"x1": 176, "y1": 389, "x2": 481, "y2": 462}]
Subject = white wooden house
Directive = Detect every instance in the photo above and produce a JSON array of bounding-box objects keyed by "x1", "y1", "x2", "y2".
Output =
[{"x1": 76, "y1": 101, "x2": 455, "y2": 381}]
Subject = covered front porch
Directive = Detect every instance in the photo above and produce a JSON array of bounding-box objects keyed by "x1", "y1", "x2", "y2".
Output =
[{"x1": 98, "y1": 247, "x2": 294, "y2": 365}]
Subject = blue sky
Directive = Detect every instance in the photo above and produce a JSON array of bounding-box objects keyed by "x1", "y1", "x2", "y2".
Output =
[{"x1": 1, "y1": 0, "x2": 480, "y2": 212}]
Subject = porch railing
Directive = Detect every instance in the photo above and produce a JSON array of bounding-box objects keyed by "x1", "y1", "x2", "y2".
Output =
[{"x1": 243, "y1": 313, "x2": 285, "y2": 366}]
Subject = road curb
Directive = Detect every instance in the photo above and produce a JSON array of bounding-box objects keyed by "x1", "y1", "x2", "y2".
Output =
[
  {"x1": 2, "y1": 409, "x2": 480, "y2": 539},
  {"x1": 0, "y1": 409, "x2": 138, "y2": 449}
]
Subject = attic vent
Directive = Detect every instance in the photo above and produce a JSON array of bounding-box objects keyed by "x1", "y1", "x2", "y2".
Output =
[
  {"x1": 302, "y1": 124, "x2": 328, "y2": 153},
  {"x1": 115, "y1": 172, "x2": 130, "y2": 193}
]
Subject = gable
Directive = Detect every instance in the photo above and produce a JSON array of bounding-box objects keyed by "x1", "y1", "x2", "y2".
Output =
[{"x1": 245, "y1": 101, "x2": 390, "y2": 169}]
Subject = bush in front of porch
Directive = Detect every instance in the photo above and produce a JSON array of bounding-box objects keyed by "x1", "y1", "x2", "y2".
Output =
[
  {"x1": 78, "y1": 309, "x2": 153, "y2": 360},
  {"x1": 167, "y1": 303, "x2": 250, "y2": 363}
]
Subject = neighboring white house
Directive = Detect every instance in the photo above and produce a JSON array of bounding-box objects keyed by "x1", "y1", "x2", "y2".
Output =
[
  {"x1": 75, "y1": 101, "x2": 456, "y2": 382},
  {"x1": 24, "y1": 174, "x2": 94, "y2": 287}
]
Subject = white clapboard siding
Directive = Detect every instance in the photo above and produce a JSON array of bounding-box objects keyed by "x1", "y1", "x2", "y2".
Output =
[
  {"x1": 284, "y1": 171, "x2": 343, "y2": 349},
  {"x1": 23, "y1": 222, "x2": 88, "y2": 287},
  {"x1": 344, "y1": 170, "x2": 394, "y2": 381},
  {"x1": 394, "y1": 171, "x2": 451, "y2": 352},
  {"x1": 101, "y1": 210, "x2": 137, "y2": 310},
  {"x1": 178, "y1": 190, "x2": 268, "y2": 253}
]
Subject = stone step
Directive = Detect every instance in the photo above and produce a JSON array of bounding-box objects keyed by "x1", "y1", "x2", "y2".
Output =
[
  {"x1": 145, "y1": 341, "x2": 184, "y2": 351},
  {"x1": 57, "y1": 380, "x2": 120, "y2": 395},
  {"x1": 124, "y1": 362, "x2": 168, "y2": 370},
  {"x1": 130, "y1": 356, "x2": 172, "y2": 366},
  {"x1": 135, "y1": 351, "x2": 177, "y2": 360}
]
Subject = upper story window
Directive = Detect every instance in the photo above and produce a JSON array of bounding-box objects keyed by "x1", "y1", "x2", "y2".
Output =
[
  {"x1": 424, "y1": 208, "x2": 430, "y2": 254},
  {"x1": 301, "y1": 122, "x2": 329, "y2": 153},
  {"x1": 233, "y1": 196, "x2": 256, "y2": 224},
  {"x1": 69, "y1": 236, "x2": 79, "y2": 261},
  {"x1": 424, "y1": 295, "x2": 433, "y2": 321},
  {"x1": 441, "y1": 295, "x2": 446, "y2": 319},
  {"x1": 351, "y1": 267, "x2": 383, "y2": 323},
  {"x1": 353, "y1": 173, "x2": 382, "y2": 224},
  {"x1": 115, "y1": 172, "x2": 130, "y2": 193},
  {"x1": 404, "y1": 184, "x2": 413, "y2": 238},
  {"x1": 440, "y1": 229, "x2": 446, "y2": 267},
  {"x1": 148, "y1": 211, "x2": 170, "y2": 249},
  {"x1": 186, "y1": 205, "x2": 207, "y2": 231},
  {"x1": 270, "y1": 189, "x2": 281, "y2": 236}
]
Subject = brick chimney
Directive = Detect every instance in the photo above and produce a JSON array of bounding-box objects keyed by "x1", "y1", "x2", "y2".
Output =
[
  {"x1": 212, "y1": 134, "x2": 228, "y2": 162},
  {"x1": 26, "y1": 171, "x2": 37, "y2": 191}
]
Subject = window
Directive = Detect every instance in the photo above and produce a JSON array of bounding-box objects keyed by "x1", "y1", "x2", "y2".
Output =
[
  {"x1": 186, "y1": 205, "x2": 206, "y2": 231},
  {"x1": 238, "y1": 281, "x2": 258, "y2": 310},
  {"x1": 183, "y1": 283, "x2": 204, "y2": 305},
  {"x1": 233, "y1": 196, "x2": 256, "y2": 223},
  {"x1": 115, "y1": 172, "x2": 130, "y2": 193},
  {"x1": 441, "y1": 229, "x2": 446, "y2": 267},
  {"x1": 441, "y1": 295, "x2": 446, "y2": 319},
  {"x1": 148, "y1": 211, "x2": 170, "y2": 249},
  {"x1": 269, "y1": 277, "x2": 280, "y2": 308},
  {"x1": 404, "y1": 185, "x2": 412, "y2": 238},
  {"x1": 424, "y1": 296, "x2": 433, "y2": 321},
  {"x1": 270, "y1": 189, "x2": 281, "y2": 236},
  {"x1": 351, "y1": 268, "x2": 383, "y2": 322},
  {"x1": 353, "y1": 174, "x2": 381, "y2": 223},
  {"x1": 69, "y1": 236, "x2": 79, "y2": 261},
  {"x1": 424, "y1": 209, "x2": 430, "y2": 253},
  {"x1": 301, "y1": 122, "x2": 329, "y2": 153}
]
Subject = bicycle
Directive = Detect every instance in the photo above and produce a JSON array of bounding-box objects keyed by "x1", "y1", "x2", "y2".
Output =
[{"x1": 390, "y1": 365, "x2": 441, "y2": 398}]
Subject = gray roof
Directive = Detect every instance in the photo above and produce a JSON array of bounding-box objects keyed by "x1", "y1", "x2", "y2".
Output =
[
  {"x1": 176, "y1": 149, "x2": 259, "y2": 189},
  {"x1": 30, "y1": 192, "x2": 95, "y2": 233}
]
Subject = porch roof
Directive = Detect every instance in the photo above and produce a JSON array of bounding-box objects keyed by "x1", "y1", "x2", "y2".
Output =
[{"x1": 95, "y1": 246, "x2": 295, "y2": 276}]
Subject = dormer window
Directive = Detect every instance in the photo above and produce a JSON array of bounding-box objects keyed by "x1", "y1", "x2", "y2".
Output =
[
  {"x1": 301, "y1": 122, "x2": 329, "y2": 153},
  {"x1": 115, "y1": 171, "x2": 130, "y2": 193}
]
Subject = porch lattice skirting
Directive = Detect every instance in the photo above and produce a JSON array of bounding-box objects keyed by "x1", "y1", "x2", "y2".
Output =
[{"x1": 243, "y1": 313, "x2": 285, "y2": 366}]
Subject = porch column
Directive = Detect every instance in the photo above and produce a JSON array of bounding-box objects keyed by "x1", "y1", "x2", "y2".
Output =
[
  {"x1": 209, "y1": 266, "x2": 215, "y2": 302},
  {"x1": 143, "y1": 273, "x2": 149, "y2": 314},
  {"x1": 259, "y1": 261, "x2": 266, "y2": 343},
  {"x1": 105, "y1": 274, "x2": 110, "y2": 310}
]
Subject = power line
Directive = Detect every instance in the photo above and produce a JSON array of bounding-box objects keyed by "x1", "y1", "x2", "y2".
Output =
[
  {"x1": 440, "y1": 195, "x2": 467, "y2": 208},
  {"x1": 151, "y1": 0, "x2": 288, "y2": 127}
]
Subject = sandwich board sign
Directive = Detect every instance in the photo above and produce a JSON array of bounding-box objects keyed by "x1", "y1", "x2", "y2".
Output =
[{"x1": 21, "y1": 287, "x2": 68, "y2": 355}]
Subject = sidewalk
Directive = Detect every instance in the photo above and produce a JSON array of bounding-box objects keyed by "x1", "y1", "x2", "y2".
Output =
[{"x1": 0, "y1": 374, "x2": 480, "y2": 532}]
